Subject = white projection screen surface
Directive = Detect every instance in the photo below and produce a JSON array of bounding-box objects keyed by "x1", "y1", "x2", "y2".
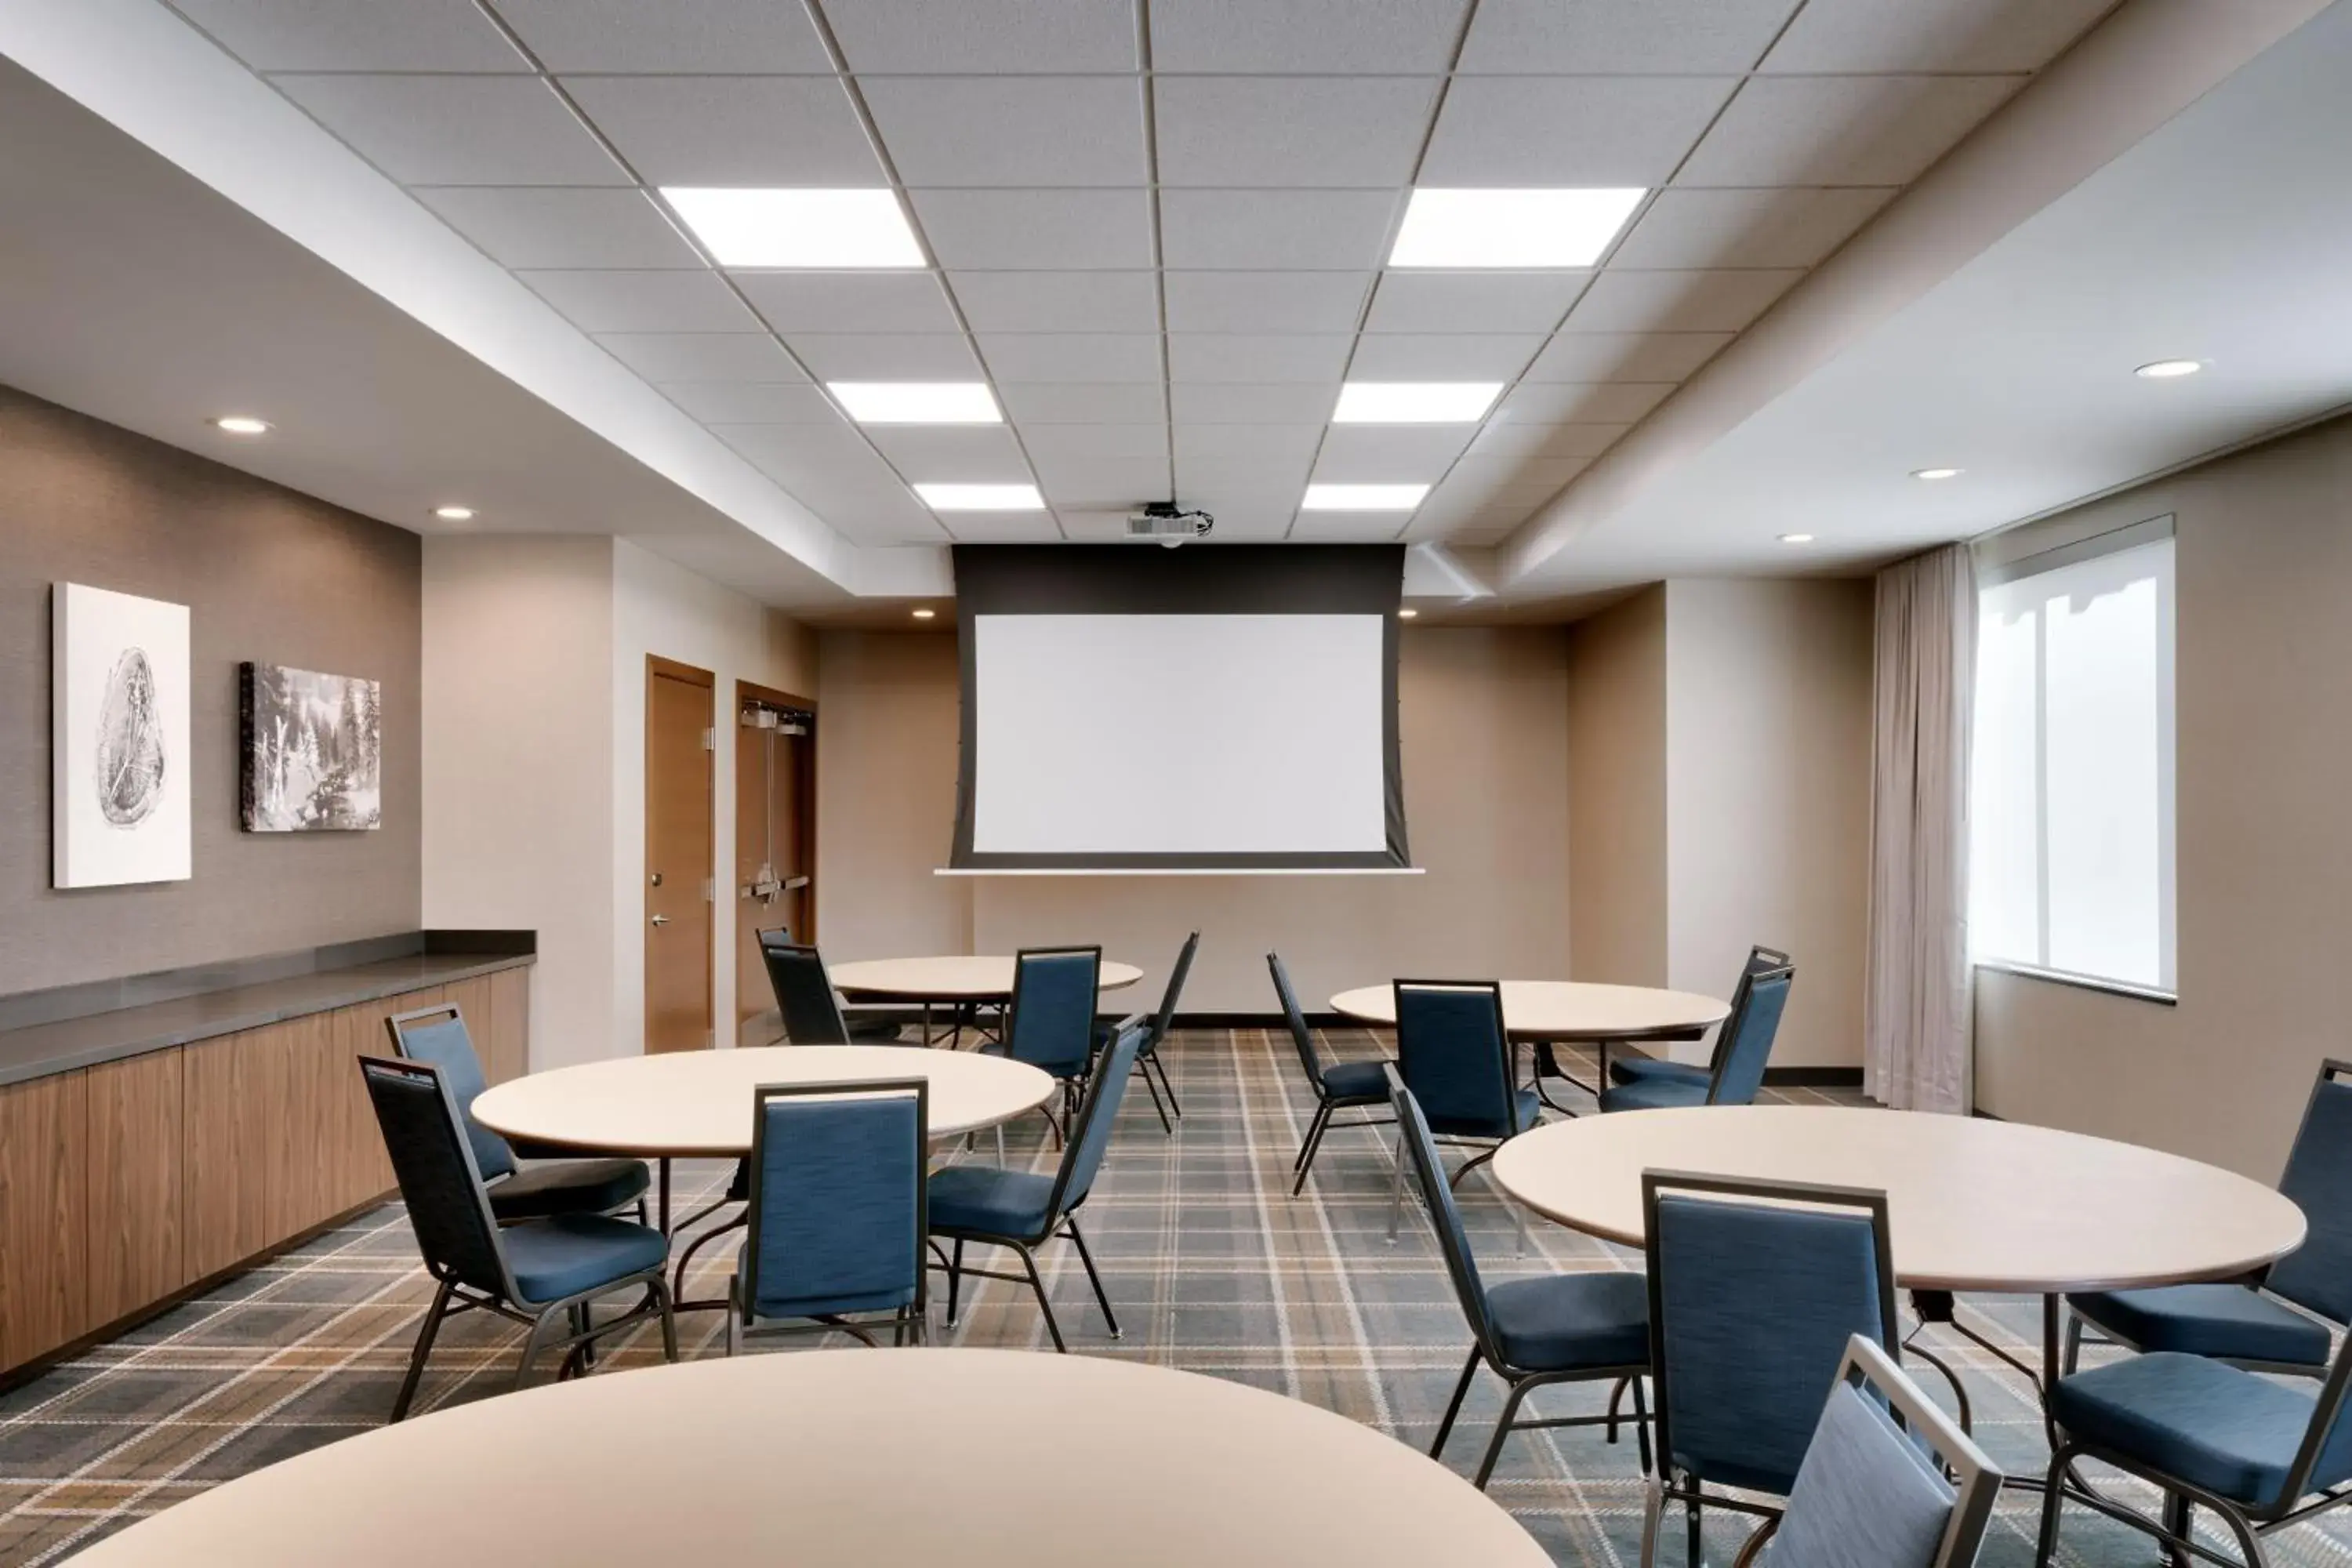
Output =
[{"x1": 951, "y1": 545, "x2": 1410, "y2": 871}]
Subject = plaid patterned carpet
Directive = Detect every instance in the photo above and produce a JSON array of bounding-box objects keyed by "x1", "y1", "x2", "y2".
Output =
[{"x1": 1, "y1": 1028, "x2": 2343, "y2": 1565}]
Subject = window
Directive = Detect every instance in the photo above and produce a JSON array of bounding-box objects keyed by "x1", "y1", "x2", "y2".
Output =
[{"x1": 1969, "y1": 521, "x2": 2176, "y2": 993}]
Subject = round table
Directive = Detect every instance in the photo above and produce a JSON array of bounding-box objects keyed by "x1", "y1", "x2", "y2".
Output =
[
  {"x1": 71, "y1": 1351, "x2": 1551, "y2": 1568},
  {"x1": 1330, "y1": 980, "x2": 1730, "y2": 1105},
  {"x1": 833, "y1": 955, "x2": 1147, "y2": 1047}
]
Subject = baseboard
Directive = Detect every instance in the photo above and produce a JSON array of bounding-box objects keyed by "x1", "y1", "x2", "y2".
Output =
[{"x1": 1761, "y1": 1066, "x2": 1864, "y2": 1087}]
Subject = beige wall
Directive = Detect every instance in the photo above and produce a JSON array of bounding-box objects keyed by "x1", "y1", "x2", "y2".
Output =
[
  {"x1": 1975, "y1": 412, "x2": 2352, "y2": 1179},
  {"x1": 1565, "y1": 587, "x2": 1668, "y2": 990}
]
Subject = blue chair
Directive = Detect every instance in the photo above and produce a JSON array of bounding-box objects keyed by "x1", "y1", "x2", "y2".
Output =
[
  {"x1": 1601, "y1": 960, "x2": 1793, "y2": 1112},
  {"x1": 1390, "y1": 1067, "x2": 1652, "y2": 1490},
  {"x1": 1639, "y1": 1170, "x2": 1900, "y2": 1567},
  {"x1": 1271, "y1": 952, "x2": 1392, "y2": 1197},
  {"x1": 931, "y1": 1015, "x2": 1146, "y2": 1352},
  {"x1": 1610, "y1": 946, "x2": 1791, "y2": 1091},
  {"x1": 1387, "y1": 980, "x2": 1541, "y2": 1240},
  {"x1": 2065, "y1": 1058, "x2": 2352, "y2": 1381},
  {"x1": 1094, "y1": 930, "x2": 1198, "y2": 1134},
  {"x1": 387, "y1": 1005, "x2": 650, "y2": 1224},
  {"x1": 757, "y1": 929, "x2": 907, "y2": 1043},
  {"x1": 1751, "y1": 1335, "x2": 2001, "y2": 1568},
  {"x1": 726, "y1": 1078, "x2": 928, "y2": 1353},
  {"x1": 996, "y1": 945, "x2": 1103, "y2": 1139},
  {"x1": 359, "y1": 1056, "x2": 676, "y2": 1421}
]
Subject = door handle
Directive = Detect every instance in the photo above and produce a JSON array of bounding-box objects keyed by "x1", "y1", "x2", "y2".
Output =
[{"x1": 649, "y1": 913, "x2": 670, "y2": 927}]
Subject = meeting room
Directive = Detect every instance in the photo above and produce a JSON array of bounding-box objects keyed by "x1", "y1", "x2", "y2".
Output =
[{"x1": 2, "y1": 0, "x2": 2350, "y2": 1563}]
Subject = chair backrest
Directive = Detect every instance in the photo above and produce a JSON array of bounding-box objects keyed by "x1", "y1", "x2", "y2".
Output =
[
  {"x1": 2262, "y1": 1059, "x2": 2352, "y2": 1325},
  {"x1": 1146, "y1": 931, "x2": 1201, "y2": 1051},
  {"x1": 1644, "y1": 1170, "x2": 1899, "y2": 1497},
  {"x1": 1266, "y1": 952, "x2": 1328, "y2": 1087},
  {"x1": 1706, "y1": 961, "x2": 1795, "y2": 1107},
  {"x1": 1386, "y1": 1067, "x2": 1504, "y2": 1363},
  {"x1": 1006, "y1": 946, "x2": 1102, "y2": 1077},
  {"x1": 386, "y1": 1005, "x2": 514, "y2": 1181},
  {"x1": 358, "y1": 1056, "x2": 514, "y2": 1301},
  {"x1": 1769, "y1": 1335, "x2": 1999, "y2": 1568},
  {"x1": 1047, "y1": 1014, "x2": 1148, "y2": 1223},
  {"x1": 1393, "y1": 980, "x2": 1524, "y2": 1135},
  {"x1": 757, "y1": 933, "x2": 852, "y2": 1045},
  {"x1": 739, "y1": 1079, "x2": 927, "y2": 1323}
]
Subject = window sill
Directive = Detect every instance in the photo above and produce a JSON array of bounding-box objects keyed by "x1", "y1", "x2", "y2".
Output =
[{"x1": 1973, "y1": 960, "x2": 2176, "y2": 1007}]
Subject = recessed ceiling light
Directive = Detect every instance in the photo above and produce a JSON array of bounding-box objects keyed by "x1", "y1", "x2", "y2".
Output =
[
  {"x1": 913, "y1": 483, "x2": 1044, "y2": 512},
  {"x1": 1388, "y1": 188, "x2": 1646, "y2": 269},
  {"x1": 1398, "y1": 608, "x2": 1420, "y2": 619},
  {"x1": 661, "y1": 188, "x2": 924, "y2": 268},
  {"x1": 1301, "y1": 483, "x2": 1429, "y2": 512},
  {"x1": 433, "y1": 505, "x2": 476, "y2": 522},
  {"x1": 1333, "y1": 382, "x2": 1503, "y2": 423},
  {"x1": 1911, "y1": 467, "x2": 1963, "y2": 481},
  {"x1": 212, "y1": 416, "x2": 270, "y2": 435},
  {"x1": 911, "y1": 607, "x2": 937, "y2": 620},
  {"x1": 1778, "y1": 532, "x2": 1814, "y2": 544},
  {"x1": 2135, "y1": 358, "x2": 2203, "y2": 379},
  {"x1": 829, "y1": 383, "x2": 1001, "y2": 424}
]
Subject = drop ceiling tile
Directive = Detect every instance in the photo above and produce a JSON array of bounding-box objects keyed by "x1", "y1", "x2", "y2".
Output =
[
  {"x1": 172, "y1": 0, "x2": 526, "y2": 71},
  {"x1": 1363, "y1": 271, "x2": 1589, "y2": 334},
  {"x1": 1455, "y1": 0, "x2": 1798, "y2": 73},
  {"x1": 1174, "y1": 456, "x2": 1315, "y2": 497},
  {"x1": 517, "y1": 269, "x2": 759, "y2": 332},
  {"x1": 1032, "y1": 452, "x2": 1173, "y2": 507},
  {"x1": 659, "y1": 382, "x2": 839, "y2": 423},
  {"x1": 1156, "y1": 190, "x2": 1403, "y2": 270},
  {"x1": 1018, "y1": 424, "x2": 1172, "y2": 460},
  {"x1": 1149, "y1": 0, "x2": 1469, "y2": 71},
  {"x1": 1420, "y1": 75, "x2": 1737, "y2": 186},
  {"x1": 1523, "y1": 330, "x2": 1732, "y2": 382},
  {"x1": 996, "y1": 383, "x2": 1168, "y2": 423},
  {"x1": 495, "y1": 0, "x2": 834, "y2": 72},
  {"x1": 1173, "y1": 426, "x2": 1325, "y2": 466},
  {"x1": 1167, "y1": 486, "x2": 1304, "y2": 539},
  {"x1": 1161, "y1": 271, "x2": 1371, "y2": 333},
  {"x1": 713, "y1": 423, "x2": 943, "y2": 536},
  {"x1": 732, "y1": 272, "x2": 962, "y2": 335},
  {"x1": 942, "y1": 514, "x2": 1064, "y2": 543},
  {"x1": 1290, "y1": 514, "x2": 1408, "y2": 541},
  {"x1": 1170, "y1": 383, "x2": 1341, "y2": 424},
  {"x1": 597, "y1": 332, "x2": 808, "y2": 381},
  {"x1": 1465, "y1": 421, "x2": 1631, "y2": 460},
  {"x1": 1311, "y1": 425, "x2": 1477, "y2": 482},
  {"x1": 1761, "y1": 0, "x2": 2114, "y2": 73},
  {"x1": 1677, "y1": 75, "x2": 2022, "y2": 188},
  {"x1": 1153, "y1": 77, "x2": 1439, "y2": 188},
  {"x1": 1346, "y1": 333, "x2": 1544, "y2": 379},
  {"x1": 826, "y1": 0, "x2": 1140, "y2": 73},
  {"x1": 783, "y1": 333, "x2": 984, "y2": 379},
  {"x1": 1563, "y1": 269, "x2": 1800, "y2": 334},
  {"x1": 272, "y1": 75, "x2": 627, "y2": 185},
  {"x1": 1493, "y1": 381, "x2": 1675, "y2": 425},
  {"x1": 864, "y1": 78, "x2": 1147, "y2": 187},
  {"x1": 561, "y1": 75, "x2": 883, "y2": 186},
  {"x1": 414, "y1": 187, "x2": 701, "y2": 268},
  {"x1": 976, "y1": 333, "x2": 1163, "y2": 383},
  {"x1": 949, "y1": 271, "x2": 1160, "y2": 332},
  {"x1": 862, "y1": 425, "x2": 1034, "y2": 482},
  {"x1": 1447, "y1": 452, "x2": 1591, "y2": 491},
  {"x1": 910, "y1": 190, "x2": 1155, "y2": 270},
  {"x1": 1609, "y1": 187, "x2": 1897, "y2": 270},
  {"x1": 1167, "y1": 334, "x2": 1354, "y2": 383}
]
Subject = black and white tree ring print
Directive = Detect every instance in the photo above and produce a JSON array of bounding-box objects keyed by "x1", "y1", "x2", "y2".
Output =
[
  {"x1": 53, "y1": 583, "x2": 191, "y2": 887},
  {"x1": 94, "y1": 646, "x2": 167, "y2": 826}
]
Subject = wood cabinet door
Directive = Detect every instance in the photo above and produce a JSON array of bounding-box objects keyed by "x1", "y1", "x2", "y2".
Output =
[
  {"x1": 183, "y1": 1032, "x2": 281, "y2": 1280},
  {"x1": 85, "y1": 1051, "x2": 186, "y2": 1327},
  {"x1": 0, "y1": 1073, "x2": 90, "y2": 1367}
]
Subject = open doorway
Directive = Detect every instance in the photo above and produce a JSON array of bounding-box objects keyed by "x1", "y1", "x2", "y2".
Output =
[{"x1": 735, "y1": 680, "x2": 816, "y2": 1047}]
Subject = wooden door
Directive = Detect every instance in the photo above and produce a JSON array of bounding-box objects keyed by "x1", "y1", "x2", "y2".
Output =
[
  {"x1": 646, "y1": 657, "x2": 715, "y2": 1054},
  {"x1": 735, "y1": 686, "x2": 817, "y2": 1032}
]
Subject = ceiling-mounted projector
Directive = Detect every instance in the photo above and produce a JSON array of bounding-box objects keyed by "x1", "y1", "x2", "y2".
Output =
[{"x1": 1127, "y1": 501, "x2": 1214, "y2": 547}]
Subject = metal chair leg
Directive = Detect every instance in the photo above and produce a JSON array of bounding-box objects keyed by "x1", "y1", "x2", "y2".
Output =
[
  {"x1": 1472, "y1": 1377, "x2": 1535, "y2": 1490},
  {"x1": 2063, "y1": 1311, "x2": 2085, "y2": 1376},
  {"x1": 1011, "y1": 1241, "x2": 1068, "y2": 1353},
  {"x1": 1290, "y1": 1103, "x2": 1333, "y2": 1196},
  {"x1": 1686, "y1": 1489, "x2": 1703, "y2": 1568},
  {"x1": 2034, "y1": 1448, "x2": 2072, "y2": 1566},
  {"x1": 1387, "y1": 1127, "x2": 1410, "y2": 1242},
  {"x1": 1631, "y1": 1376, "x2": 1653, "y2": 1473},
  {"x1": 514, "y1": 1309, "x2": 559, "y2": 1391},
  {"x1": 1150, "y1": 1051, "x2": 1182, "y2": 1120},
  {"x1": 2162, "y1": 1494, "x2": 2193, "y2": 1568},
  {"x1": 390, "y1": 1278, "x2": 454, "y2": 1422},
  {"x1": 1137, "y1": 1060, "x2": 1173, "y2": 1134},
  {"x1": 946, "y1": 1237, "x2": 965, "y2": 1327},
  {"x1": 1431, "y1": 1345, "x2": 1480, "y2": 1458},
  {"x1": 1639, "y1": 1476, "x2": 1664, "y2": 1568},
  {"x1": 1064, "y1": 1218, "x2": 1121, "y2": 1339}
]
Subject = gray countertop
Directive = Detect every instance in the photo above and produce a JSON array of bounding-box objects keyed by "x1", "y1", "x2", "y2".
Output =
[{"x1": 0, "y1": 950, "x2": 535, "y2": 1088}]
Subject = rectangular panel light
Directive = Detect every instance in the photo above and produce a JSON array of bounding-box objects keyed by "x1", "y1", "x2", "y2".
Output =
[
  {"x1": 662, "y1": 187, "x2": 924, "y2": 268},
  {"x1": 1388, "y1": 188, "x2": 1646, "y2": 268},
  {"x1": 829, "y1": 383, "x2": 1002, "y2": 424},
  {"x1": 915, "y1": 483, "x2": 1045, "y2": 511},
  {"x1": 1332, "y1": 382, "x2": 1503, "y2": 423},
  {"x1": 1301, "y1": 484, "x2": 1429, "y2": 512}
]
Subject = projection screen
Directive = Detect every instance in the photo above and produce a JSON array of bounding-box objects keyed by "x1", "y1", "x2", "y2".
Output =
[{"x1": 951, "y1": 545, "x2": 1410, "y2": 871}]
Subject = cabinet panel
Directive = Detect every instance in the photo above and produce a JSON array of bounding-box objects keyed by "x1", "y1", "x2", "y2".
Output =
[
  {"x1": 488, "y1": 967, "x2": 530, "y2": 1083},
  {"x1": 86, "y1": 1051, "x2": 186, "y2": 1326},
  {"x1": 268, "y1": 1012, "x2": 345, "y2": 1240},
  {"x1": 0, "y1": 1073, "x2": 90, "y2": 1367},
  {"x1": 332, "y1": 1005, "x2": 395, "y2": 1210},
  {"x1": 183, "y1": 1030, "x2": 281, "y2": 1279}
]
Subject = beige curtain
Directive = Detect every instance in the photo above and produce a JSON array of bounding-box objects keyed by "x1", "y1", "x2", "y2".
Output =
[{"x1": 1864, "y1": 544, "x2": 1976, "y2": 1113}]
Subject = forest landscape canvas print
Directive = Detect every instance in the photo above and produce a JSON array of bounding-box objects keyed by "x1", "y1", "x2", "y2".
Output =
[{"x1": 241, "y1": 663, "x2": 382, "y2": 832}]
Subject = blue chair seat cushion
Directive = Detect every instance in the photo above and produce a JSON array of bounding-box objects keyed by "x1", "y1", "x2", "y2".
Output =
[
  {"x1": 1320, "y1": 1058, "x2": 1392, "y2": 1102},
  {"x1": 1608, "y1": 1054, "x2": 1711, "y2": 1089},
  {"x1": 1599, "y1": 1076, "x2": 1710, "y2": 1112},
  {"x1": 2067, "y1": 1283, "x2": 2331, "y2": 1368},
  {"x1": 1484, "y1": 1271, "x2": 1650, "y2": 1372},
  {"x1": 502, "y1": 1213, "x2": 670, "y2": 1305},
  {"x1": 1426, "y1": 1087, "x2": 1543, "y2": 1140},
  {"x1": 2050, "y1": 1352, "x2": 2335, "y2": 1504},
  {"x1": 487, "y1": 1157, "x2": 652, "y2": 1222},
  {"x1": 928, "y1": 1164, "x2": 1057, "y2": 1240}
]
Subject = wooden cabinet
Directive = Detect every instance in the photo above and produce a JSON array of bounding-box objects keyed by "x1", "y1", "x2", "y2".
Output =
[
  {"x1": 85, "y1": 1051, "x2": 184, "y2": 1327},
  {"x1": 183, "y1": 1029, "x2": 281, "y2": 1280},
  {"x1": 488, "y1": 967, "x2": 530, "y2": 1084},
  {"x1": 0, "y1": 1074, "x2": 89, "y2": 1368}
]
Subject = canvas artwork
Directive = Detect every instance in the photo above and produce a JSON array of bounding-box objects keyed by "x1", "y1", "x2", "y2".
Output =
[
  {"x1": 53, "y1": 583, "x2": 193, "y2": 887},
  {"x1": 240, "y1": 663, "x2": 383, "y2": 832}
]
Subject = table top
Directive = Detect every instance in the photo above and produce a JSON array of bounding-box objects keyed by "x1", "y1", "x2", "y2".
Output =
[
  {"x1": 473, "y1": 1045, "x2": 1054, "y2": 1156},
  {"x1": 1490, "y1": 1105, "x2": 2308, "y2": 1295},
  {"x1": 832, "y1": 955, "x2": 1145, "y2": 1000},
  {"x1": 1330, "y1": 979, "x2": 1730, "y2": 1042},
  {"x1": 72, "y1": 1351, "x2": 1549, "y2": 1568}
]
